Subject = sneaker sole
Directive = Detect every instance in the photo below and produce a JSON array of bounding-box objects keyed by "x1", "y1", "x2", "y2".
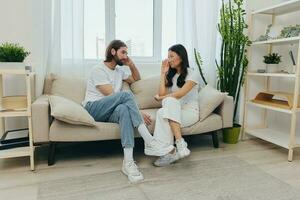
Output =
[
  {"x1": 178, "y1": 150, "x2": 191, "y2": 159},
  {"x1": 121, "y1": 168, "x2": 144, "y2": 183},
  {"x1": 144, "y1": 145, "x2": 174, "y2": 157},
  {"x1": 153, "y1": 157, "x2": 180, "y2": 167}
]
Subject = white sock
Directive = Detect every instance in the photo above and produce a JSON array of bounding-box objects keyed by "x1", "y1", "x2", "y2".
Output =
[
  {"x1": 124, "y1": 148, "x2": 134, "y2": 162},
  {"x1": 138, "y1": 124, "x2": 153, "y2": 144}
]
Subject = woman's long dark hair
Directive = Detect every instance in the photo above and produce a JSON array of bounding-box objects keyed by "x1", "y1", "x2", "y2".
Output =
[{"x1": 165, "y1": 44, "x2": 189, "y2": 88}]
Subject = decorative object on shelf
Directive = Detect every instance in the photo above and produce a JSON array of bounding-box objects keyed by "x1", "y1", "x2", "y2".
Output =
[
  {"x1": 252, "y1": 91, "x2": 300, "y2": 110},
  {"x1": 257, "y1": 69, "x2": 266, "y2": 73},
  {"x1": 194, "y1": 48, "x2": 207, "y2": 85},
  {"x1": 255, "y1": 24, "x2": 300, "y2": 42},
  {"x1": 288, "y1": 50, "x2": 296, "y2": 74},
  {"x1": 279, "y1": 24, "x2": 300, "y2": 38},
  {"x1": 216, "y1": 0, "x2": 251, "y2": 144},
  {"x1": 255, "y1": 24, "x2": 272, "y2": 42},
  {"x1": 263, "y1": 53, "x2": 282, "y2": 73}
]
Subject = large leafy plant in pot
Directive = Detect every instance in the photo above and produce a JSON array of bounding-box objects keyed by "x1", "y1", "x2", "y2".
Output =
[{"x1": 216, "y1": 0, "x2": 251, "y2": 143}]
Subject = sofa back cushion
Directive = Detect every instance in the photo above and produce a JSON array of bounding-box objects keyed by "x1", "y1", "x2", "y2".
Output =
[
  {"x1": 44, "y1": 73, "x2": 131, "y2": 104},
  {"x1": 198, "y1": 84, "x2": 226, "y2": 121},
  {"x1": 130, "y1": 76, "x2": 162, "y2": 109},
  {"x1": 44, "y1": 74, "x2": 87, "y2": 104}
]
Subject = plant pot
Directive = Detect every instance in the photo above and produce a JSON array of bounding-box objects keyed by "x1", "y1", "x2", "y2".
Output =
[
  {"x1": 222, "y1": 124, "x2": 241, "y2": 144},
  {"x1": 266, "y1": 64, "x2": 279, "y2": 73},
  {"x1": 0, "y1": 62, "x2": 25, "y2": 70},
  {"x1": 0, "y1": 62, "x2": 25, "y2": 68}
]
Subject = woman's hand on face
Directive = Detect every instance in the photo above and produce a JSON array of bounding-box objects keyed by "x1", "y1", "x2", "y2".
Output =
[{"x1": 161, "y1": 59, "x2": 170, "y2": 75}]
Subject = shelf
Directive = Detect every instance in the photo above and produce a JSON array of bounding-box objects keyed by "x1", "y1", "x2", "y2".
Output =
[
  {"x1": 0, "y1": 146, "x2": 32, "y2": 159},
  {"x1": 0, "y1": 111, "x2": 30, "y2": 117},
  {"x1": 246, "y1": 101, "x2": 300, "y2": 114},
  {"x1": 0, "y1": 96, "x2": 28, "y2": 110},
  {"x1": 247, "y1": 72, "x2": 296, "y2": 78},
  {"x1": 252, "y1": 0, "x2": 300, "y2": 16},
  {"x1": 245, "y1": 128, "x2": 300, "y2": 149},
  {"x1": 252, "y1": 37, "x2": 300, "y2": 45},
  {"x1": 0, "y1": 96, "x2": 29, "y2": 117}
]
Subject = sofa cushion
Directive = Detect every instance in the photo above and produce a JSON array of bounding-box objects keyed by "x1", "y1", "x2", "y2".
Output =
[
  {"x1": 49, "y1": 95, "x2": 96, "y2": 126},
  {"x1": 198, "y1": 84, "x2": 226, "y2": 121},
  {"x1": 49, "y1": 74, "x2": 87, "y2": 104},
  {"x1": 182, "y1": 113, "x2": 222, "y2": 134},
  {"x1": 130, "y1": 76, "x2": 162, "y2": 109},
  {"x1": 49, "y1": 119, "x2": 140, "y2": 142}
]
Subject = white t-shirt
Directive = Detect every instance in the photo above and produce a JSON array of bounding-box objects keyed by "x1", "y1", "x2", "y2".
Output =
[
  {"x1": 170, "y1": 68, "x2": 200, "y2": 109},
  {"x1": 82, "y1": 62, "x2": 131, "y2": 106}
]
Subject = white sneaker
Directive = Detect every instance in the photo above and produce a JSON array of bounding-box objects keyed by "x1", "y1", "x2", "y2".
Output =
[
  {"x1": 154, "y1": 148, "x2": 180, "y2": 167},
  {"x1": 176, "y1": 138, "x2": 190, "y2": 158},
  {"x1": 122, "y1": 160, "x2": 144, "y2": 183},
  {"x1": 144, "y1": 139, "x2": 174, "y2": 156}
]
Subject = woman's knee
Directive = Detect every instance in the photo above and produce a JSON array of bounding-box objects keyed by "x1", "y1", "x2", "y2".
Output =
[
  {"x1": 162, "y1": 97, "x2": 180, "y2": 108},
  {"x1": 156, "y1": 108, "x2": 164, "y2": 116}
]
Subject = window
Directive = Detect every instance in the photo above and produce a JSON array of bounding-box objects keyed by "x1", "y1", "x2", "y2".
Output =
[
  {"x1": 115, "y1": 0, "x2": 153, "y2": 57},
  {"x1": 83, "y1": 0, "x2": 176, "y2": 62},
  {"x1": 162, "y1": 0, "x2": 177, "y2": 59},
  {"x1": 84, "y1": 0, "x2": 106, "y2": 59}
]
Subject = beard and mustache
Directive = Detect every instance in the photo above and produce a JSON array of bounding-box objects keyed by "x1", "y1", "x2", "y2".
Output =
[{"x1": 113, "y1": 54, "x2": 124, "y2": 66}]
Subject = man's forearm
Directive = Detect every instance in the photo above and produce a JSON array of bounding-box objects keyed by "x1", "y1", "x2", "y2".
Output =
[{"x1": 129, "y1": 64, "x2": 141, "y2": 81}]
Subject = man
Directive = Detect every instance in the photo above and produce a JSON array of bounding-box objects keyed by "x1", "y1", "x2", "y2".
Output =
[{"x1": 83, "y1": 40, "x2": 174, "y2": 183}]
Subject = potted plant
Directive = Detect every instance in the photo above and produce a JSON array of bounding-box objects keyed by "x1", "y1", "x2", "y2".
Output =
[
  {"x1": 216, "y1": 0, "x2": 251, "y2": 144},
  {"x1": 263, "y1": 53, "x2": 281, "y2": 73},
  {"x1": 0, "y1": 42, "x2": 30, "y2": 69}
]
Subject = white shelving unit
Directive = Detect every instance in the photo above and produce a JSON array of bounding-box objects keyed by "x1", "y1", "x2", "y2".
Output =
[
  {"x1": 242, "y1": 0, "x2": 300, "y2": 161},
  {"x1": 0, "y1": 67, "x2": 35, "y2": 170}
]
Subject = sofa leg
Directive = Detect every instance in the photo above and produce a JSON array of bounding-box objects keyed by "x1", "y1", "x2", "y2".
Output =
[
  {"x1": 212, "y1": 132, "x2": 219, "y2": 148},
  {"x1": 48, "y1": 142, "x2": 56, "y2": 166}
]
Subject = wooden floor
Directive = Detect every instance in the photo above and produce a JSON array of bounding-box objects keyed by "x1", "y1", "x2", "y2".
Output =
[{"x1": 1, "y1": 135, "x2": 300, "y2": 200}]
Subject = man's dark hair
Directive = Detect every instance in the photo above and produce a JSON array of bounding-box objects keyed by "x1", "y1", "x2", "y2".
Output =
[{"x1": 104, "y1": 40, "x2": 127, "y2": 62}]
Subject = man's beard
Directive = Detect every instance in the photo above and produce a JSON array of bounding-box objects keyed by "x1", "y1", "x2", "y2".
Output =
[{"x1": 113, "y1": 55, "x2": 124, "y2": 66}]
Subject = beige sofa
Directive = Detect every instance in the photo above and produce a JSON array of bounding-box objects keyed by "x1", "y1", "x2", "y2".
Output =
[{"x1": 31, "y1": 74, "x2": 233, "y2": 165}]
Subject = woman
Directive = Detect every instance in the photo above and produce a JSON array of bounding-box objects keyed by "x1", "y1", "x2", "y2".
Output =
[{"x1": 152, "y1": 44, "x2": 200, "y2": 167}]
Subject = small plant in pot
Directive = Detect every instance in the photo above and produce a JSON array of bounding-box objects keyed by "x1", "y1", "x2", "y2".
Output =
[
  {"x1": 263, "y1": 53, "x2": 281, "y2": 73},
  {"x1": 0, "y1": 42, "x2": 30, "y2": 69}
]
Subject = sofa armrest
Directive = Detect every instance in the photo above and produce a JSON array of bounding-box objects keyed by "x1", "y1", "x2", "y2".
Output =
[
  {"x1": 214, "y1": 96, "x2": 233, "y2": 128},
  {"x1": 31, "y1": 95, "x2": 51, "y2": 144}
]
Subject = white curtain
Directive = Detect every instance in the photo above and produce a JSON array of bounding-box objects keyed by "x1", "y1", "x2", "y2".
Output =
[
  {"x1": 40, "y1": 0, "x2": 220, "y2": 93},
  {"x1": 176, "y1": 0, "x2": 220, "y2": 86},
  {"x1": 43, "y1": 0, "x2": 97, "y2": 79}
]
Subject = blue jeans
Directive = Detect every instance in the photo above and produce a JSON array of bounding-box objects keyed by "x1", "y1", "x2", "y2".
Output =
[{"x1": 85, "y1": 91, "x2": 143, "y2": 148}]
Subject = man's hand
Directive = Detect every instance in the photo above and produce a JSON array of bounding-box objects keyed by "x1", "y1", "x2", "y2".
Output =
[
  {"x1": 142, "y1": 112, "x2": 152, "y2": 126},
  {"x1": 123, "y1": 57, "x2": 134, "y2": 67}
]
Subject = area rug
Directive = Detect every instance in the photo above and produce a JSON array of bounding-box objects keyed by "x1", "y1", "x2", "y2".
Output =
[{"x1": 38, "y1": 156, "x2": 300, "y2": 200}]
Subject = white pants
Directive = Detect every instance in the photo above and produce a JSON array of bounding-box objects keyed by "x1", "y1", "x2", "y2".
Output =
[{"x1": 153, "y1": 97, "x2": 199, "y2": 146}]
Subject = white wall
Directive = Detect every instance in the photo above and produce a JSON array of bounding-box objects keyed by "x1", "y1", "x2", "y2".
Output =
[
  {"x1": 0, "y1": 0, "x2": 43, "y2": 136},
  {"x1": 244, "y1": 0, "x2": 300, "y2": 134}
]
